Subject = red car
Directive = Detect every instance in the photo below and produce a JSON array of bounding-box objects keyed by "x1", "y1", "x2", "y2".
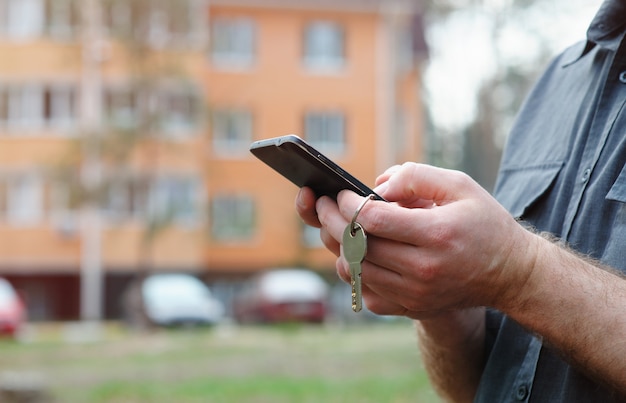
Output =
[
  {"x1": 234, "y1": 269, "x2": 329, "y2": 324},
  {"x1": 0, "y1": 278, "x2": 26, "y2": 338}
]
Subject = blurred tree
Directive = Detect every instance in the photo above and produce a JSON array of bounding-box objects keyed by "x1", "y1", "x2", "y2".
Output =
[
  {"x1": 421, "y1": 0, "x2": 572, "y2": 191},
  {"x1": 52, "y1": 0, "x2": 207, "y2": 323}
]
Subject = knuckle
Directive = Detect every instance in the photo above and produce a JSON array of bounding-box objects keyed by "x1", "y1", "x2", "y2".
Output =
[
  {"x1": 404, "y1": 300, "x2": 423, "y2": 313},
  {"x1": 449, "y1": 169, "x2": 474, "y2": 191},
  {"x1": 361, "y1": 203, "x2": 387, "y2": 234}
]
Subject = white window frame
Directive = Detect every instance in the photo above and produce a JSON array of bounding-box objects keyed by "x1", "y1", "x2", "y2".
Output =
[
  {"x1": 0, "y1": 83, "x2": 78, "y2": 134},
  {"x1": 392, "y1": 107, "x2": 408, "y2": 159},
  {"x1": 212, "y1": 108, "x2": 253, "y2": 157},
  {"x1": 4, "y1": 84, "x2": 44, "y2": 132},
  {"x1": 104, "y1": 86, "x2": 141, "y2": 130},
  {"x1": 210, "y1": 195, "x2": 255, "y2": 242},
  {"x1": 103, "y1": 181, "x2": 131, "y2": 222},
  {"x1": 0, "y1": 86, "x2": 8, "y2": 130},
  {"x1": 210, "y1": 17, "x2": 256, "y2": 69},
  {"x1": 304, "y1": 111, "x2": 346, "y2": 155},
  {"x1": 103, "y1": 177, "x2": 151, "y2": 223},
  {"x1": 147, "y1": 5, "x2": 168, "y2": 48},
  {"x1": 48, "y1": 179, "x2": 78, "y2": 236},
  {"x1": 148, "y1": 176, "x2": 200, "y2": 227},
  {"x1": 303, "y1": 21, "x2": 345, "y2": 72},
  {"x1": 46, "y1": 85, "x2": 77, "y2": 131},
  {"x1": 159, "y1": 89, "x2": 198, "y2": 137},
  {"x1": 0, "y1": 176, "x2": 7, "y2": 220},
  {"x1": 103, "y1": 0, "x2": 133, "y2": 39},
  {"x1": 44, "y1": 0, "x2": 77, "y2": 40},
  {"x1": 4, "y1": 0, "x2": 45, "y2": 40},
  {"x1": 6, "y1": 172, "x2": 44, "y2": 226}
]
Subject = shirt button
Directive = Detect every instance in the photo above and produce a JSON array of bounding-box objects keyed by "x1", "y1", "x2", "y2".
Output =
[
  {"x1": 581, "y1": 168, "x2": 591, "y2": 183},
  {"x1": 515, "y1": 384, "x2": 529, "y2": 401},
  {"x1": 620, "y1": 71, "x2": 626, "y2": 84}
]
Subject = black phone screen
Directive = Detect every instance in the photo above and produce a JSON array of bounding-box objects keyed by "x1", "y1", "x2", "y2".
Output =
[{"x1": 249, "y1": 135, "x2": 384, "y2": 201}]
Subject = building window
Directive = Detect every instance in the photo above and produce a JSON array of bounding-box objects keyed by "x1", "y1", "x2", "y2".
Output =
[
  {"x1": 303, "y1": 21, "x2": 345, "y2": 72},
  {"x1": 395, "y1": 22, "x2": 416, "y2": 74},
  {"x1": 103, "y1": 0, "x2": 133, "y2": 39},
  {"x1": 103, "y1": 178, "x2": 148, "y2": 222},
  {"x1": 0, "y1": 89, "x2": 8, "y2": 128},
  {"x1": 104, "y1": 176, "x2": 200, "y2": 226},
  {"x1": 44, "y1": 0, "x2": 78, "y2": 40},
  {"x1": 148, "y1": 177, "x2": 200, "y2": 226},
  {"x1": 103, "y1": 86, "x2": 199, "y2": 136},
  {"x1": 158, "y1": 90, "x2": 199, "y2": 136},
  {"x1": 0, "y1": 0, "x2": 45, "y2": 39},
  {"x1": 47, "y1": 179, "x2": 78, "y2": 236},
  {"x1": 304, "y1": 111, "x2": 346, "y2": 154},
  {"x1": 0, "y1": 85, "x2": 44, "y2": 131},
  {"x1": 148, "y1": 0, "x2": 194, "y2": 46},
  {"x1": 0, "y1": 178, "x2": 7, "y2": 219},
  {"x1": 0, "y1": 84, "x2": 77, "y2": 133},
  {"x1": 104, "y1": 87, "x2": 140, "y2": 130},
  {"x1": 212, "y1": 108, "x2": 253, "y2": 156},
  {"x1": 0, "y1": 0, "x2": 78, "y2": 40},
  {"x1": 210, "y1": 17, "x2": 256, "y2": 69},
  {"x1": 210, "y1": 195, "x2": 255, "y2": 242},
  {"x1": 5, "y1": 173, "x2": 44, "y2": 226},
  {"x1": 10, "y1": 86, "x2": 44, "y2": 130},
  {"x1": 103, "y1": 0, "x2": 197, "y2": 47},
  {"x1": 44, "y1": 86, "x2": 77, "y2": 129}
]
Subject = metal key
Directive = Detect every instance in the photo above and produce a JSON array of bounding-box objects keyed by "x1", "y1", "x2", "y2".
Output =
[{"x1": 342, "y1": 221, "x2": 367, "y2": 312}]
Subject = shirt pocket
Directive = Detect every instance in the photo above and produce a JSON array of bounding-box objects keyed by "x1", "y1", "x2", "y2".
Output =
[
  {"x1": 494, "y1": 162, "x2": 564, "y2": 219},
  {"x1": 606, "y1": 164, "x2": 626, "y2": 203},
  {"x1": 603, "y1": 165, "x2": 626, "y2": 271}
]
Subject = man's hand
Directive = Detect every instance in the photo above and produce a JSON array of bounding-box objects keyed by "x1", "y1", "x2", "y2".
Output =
[
  {"x1": 304, "y1": 162, "x2": 536, "y2": 318},
  {"x1": 297, "y1": 162, "x2": 626, "y2": 396}
]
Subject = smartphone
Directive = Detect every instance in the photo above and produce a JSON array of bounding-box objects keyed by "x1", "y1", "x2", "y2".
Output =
[{"x1": 249, "y1": 135, "x2": 385, "y2": 201}]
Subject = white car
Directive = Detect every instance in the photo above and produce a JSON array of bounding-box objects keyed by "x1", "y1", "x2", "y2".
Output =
[{"x1": 130, "y1": 274, "x2": 224, "y2": 327}]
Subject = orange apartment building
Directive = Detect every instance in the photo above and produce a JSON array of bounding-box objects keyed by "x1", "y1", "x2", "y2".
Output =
[
  {"x1": 0, "y1": 0, "x2": 427, "y2": 321},
  {"x1": 206, "y1": 0, "x2": 427, "y2": 270}
]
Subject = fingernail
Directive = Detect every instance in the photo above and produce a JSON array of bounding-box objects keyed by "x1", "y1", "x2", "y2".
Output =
[{"x1": 374, "y1": 181, "x2": 388, "y2": 195}]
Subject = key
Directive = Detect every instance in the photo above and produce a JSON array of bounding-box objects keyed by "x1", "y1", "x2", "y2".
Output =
[{"x1": 342, "y1": 221, "x2": 367, "y2": 312}]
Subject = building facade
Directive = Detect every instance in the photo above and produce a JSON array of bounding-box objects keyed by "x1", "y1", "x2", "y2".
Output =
[
  {"x1": 206, "y1": 0, "x2": 427, "y2": 272},
  {"x1": 0, "y1": 0, "x2": 427, "y2": 321}
]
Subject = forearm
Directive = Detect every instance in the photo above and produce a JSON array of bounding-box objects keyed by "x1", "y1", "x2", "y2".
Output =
[
  {"x1": 502, "y1": 231, "x2": 626, "y2": 394},
  {"x1": 415, "y1": 308, "x2": 486, "y2": 403}
]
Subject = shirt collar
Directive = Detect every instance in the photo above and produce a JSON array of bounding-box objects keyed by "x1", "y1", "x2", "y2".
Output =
[
  {"x1": 586, "y1": 0, "x2": 626, "y2": 50},
  {"x1": 563, "y1": 0, "x2": 626, "y2": 66}
]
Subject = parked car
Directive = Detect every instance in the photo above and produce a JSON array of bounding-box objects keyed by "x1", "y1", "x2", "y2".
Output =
[
  {"x1": 124, "y1": 273, "x2": 224, "y2": 328},
  {"x1": 233, "y1": 268, "x2": 329, "y2": 324},
  {"x1": 0, "y1": 278, "x2": 26, "y2": 338}
]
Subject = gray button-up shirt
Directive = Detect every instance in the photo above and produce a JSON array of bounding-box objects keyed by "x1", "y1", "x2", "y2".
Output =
[{"x1": 476, "y1": 0, "x2": 626, "y2": 401}]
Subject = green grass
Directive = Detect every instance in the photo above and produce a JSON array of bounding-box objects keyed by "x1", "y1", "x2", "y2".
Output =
[{"x1": 0, "y1": 321, "x2": 440, "y2": 402}]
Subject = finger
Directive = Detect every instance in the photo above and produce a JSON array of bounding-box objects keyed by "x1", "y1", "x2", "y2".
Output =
[
  {"x1": 381, "y1": 162, "x2": 478, "y2": 206},
  {"x1": 362, "y1": 280, "x2": 442, "y2": 319},
  {"x1": 362, "y1": 263, "x2": 432, "y2": 315},
  {"x1": 315, "y1": 195, "x2": 350, "y2": 244},
  {"x1": 374, "y1": 165, "x2": 402, "y2": 187},
  {"x1": 296, "y1": 187, "x2": 321, "y2": 228},
  {"x1": 337, "y1": 257, "x2": 411, "y2": 317},
  {"x1": 341, "y1": 254, "x2": 443, "y2": 319},
  {"x1": 336, "y1": 190, "x2": 439, "y2": 245},
  {"x1": 336, "y1": 257, "x2": 350, "y2": 283},
  {"x1": 320, "y1": 227, "x2": 340, "y2": 257}
]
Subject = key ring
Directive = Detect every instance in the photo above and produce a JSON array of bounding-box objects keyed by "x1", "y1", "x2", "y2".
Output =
[{"x1": 350, "y1": 194, "x2": 375, "y2": 235}]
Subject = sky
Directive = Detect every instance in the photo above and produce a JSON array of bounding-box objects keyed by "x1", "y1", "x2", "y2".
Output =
[{"x1": 423, "y1": 0, "x2": 601, "y2": 133}]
